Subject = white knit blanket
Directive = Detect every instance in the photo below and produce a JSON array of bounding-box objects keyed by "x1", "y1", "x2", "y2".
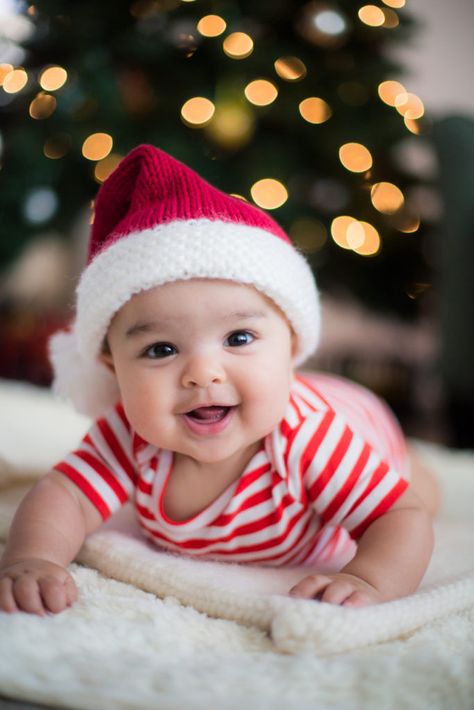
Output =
[{"x1": 0, "y1": 380, "x2": 473, "y2": 709}]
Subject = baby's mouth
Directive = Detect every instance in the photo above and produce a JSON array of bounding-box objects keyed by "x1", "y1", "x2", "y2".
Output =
[{"x1": 185, "y1": 406, "x2": 231, "y2": 423}]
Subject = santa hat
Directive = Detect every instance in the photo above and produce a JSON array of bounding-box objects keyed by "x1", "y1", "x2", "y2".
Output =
[{"x1": 49, "y1": 144, "x2": 320, "y2": 418}]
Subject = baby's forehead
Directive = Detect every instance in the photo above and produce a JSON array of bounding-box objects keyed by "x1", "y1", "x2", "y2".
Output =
[{"x1": 113, "y1": 278, "x2": 289, "y2": 328}]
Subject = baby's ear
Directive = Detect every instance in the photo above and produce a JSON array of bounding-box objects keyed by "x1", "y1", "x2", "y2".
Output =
[{"x1": 99, "y1": 340, "x2": 116, "y2": 373}]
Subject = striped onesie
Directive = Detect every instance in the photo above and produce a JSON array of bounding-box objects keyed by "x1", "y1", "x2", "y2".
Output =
[{"x1": 53, "y1": 373, "x2": 410, "y2": 567}]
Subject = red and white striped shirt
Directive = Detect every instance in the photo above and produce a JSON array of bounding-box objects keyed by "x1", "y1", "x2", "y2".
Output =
[{"x1": 53, "y1": 373, "x2": 410, "y2": 567}]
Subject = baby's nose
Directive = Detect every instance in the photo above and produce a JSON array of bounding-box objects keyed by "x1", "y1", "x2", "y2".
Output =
[{"x1": 181, "y1": 354, "x2": 226, "y2": 388}]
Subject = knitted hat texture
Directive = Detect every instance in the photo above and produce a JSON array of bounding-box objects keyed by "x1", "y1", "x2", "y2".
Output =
[{"x1": 49, "y1": 144, "x2": 320, "y2": 417}]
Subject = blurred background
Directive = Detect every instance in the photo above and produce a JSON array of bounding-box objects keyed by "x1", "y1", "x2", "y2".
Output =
[{"x1": 0, "y1": 0, "x2": 473, "y2": 447}]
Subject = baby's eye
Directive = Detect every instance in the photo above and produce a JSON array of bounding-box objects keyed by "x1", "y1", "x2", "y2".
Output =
[
  {"x1": 142, "y1": 342, "x2": 177, "y2": 359},
  {"x1": 225, "y1": 331, "x2": 254, "y2": 347}
]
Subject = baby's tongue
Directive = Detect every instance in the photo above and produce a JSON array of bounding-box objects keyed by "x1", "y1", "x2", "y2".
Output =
[{"x1": 189, "y1": 406, "x2": 228, "y2": 421}]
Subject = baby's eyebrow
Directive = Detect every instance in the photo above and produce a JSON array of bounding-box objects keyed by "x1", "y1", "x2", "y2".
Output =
[{"x1": 124, "y1": 311, "x2": 266, "y2": 338}]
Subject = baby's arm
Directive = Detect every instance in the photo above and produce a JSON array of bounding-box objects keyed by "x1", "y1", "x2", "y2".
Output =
[
  {"x1": 0, "y1": 472, "x2": 103, "y2": 615},
  {"x1": 289, "y1": 487, "x2": 434, "y2": 606}
]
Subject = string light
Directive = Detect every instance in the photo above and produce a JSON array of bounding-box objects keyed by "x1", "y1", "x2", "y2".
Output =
[
  {"x1": 299, "y1": 97, "x2": 332, "y2": 124},
  {"x1": 394, "y1": 92, "x2": 425, "y2": 119},
  {"x1": 43, "y1": 134, "x2": 71, "y2": 159},
  {"x1": 2, "y1": 68, "x2": 28, "y2": 93},
  {"x1": 339, "y1": 143, "x2": 373, "y2": 172},
  {"x1": 358, "y1": 5, "x2": 385, "y2": 27},
  {"x1": 39, "y1": 66, "x2": 68, "y2": 91},
  {"x1": 244, "y1": 80, "x2": 278, "y2": 106},
  {"x1": 378, "y1": 80, "x2": 406, "y2": 106},
  {"x1": 181, "y1": 97, "x2": 215, "y2": 126},
  {"x1": 206, "y1": 103, "x2": 254, "y2": 149},
  {"x1": 82, "y1": 133, "x2": 113, "y2": 161},
  {"x1": 289, "y1": 217, "x2": 327, "y2": 253},
  {"x1": 370, "y1": 182, "x2": 404, "y2": 214},
  {"x1": 274, "y1": 57, "x2": 307, "y2": 81},
  {"x1": 95, "y1": 154, "x2": 123, "y2": 183},
  {"x1": 331, "y1": 215, "x2": 356, "y2": 249},
  {"x1": 250, "y1": 179, "x2": 288, "y2": 209},
  {"x1": 197, "y1": 15, "x2": 226, "y2": 37},
  {"x1": 382, "y1": 8, "x2": 399, "y2": 28},
  {"x1": 0, "y1": 64, "x2": 13, "y2": 86},
  {"x1": 223, "y1": 33, "x2": 254, "y2": 59},
  {"x1": 29, "y1": 92, "x2": 56, "y2": 119}
]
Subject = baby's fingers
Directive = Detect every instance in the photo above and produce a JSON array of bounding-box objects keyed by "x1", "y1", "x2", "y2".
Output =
[
  {"x1": 39, "y1": 575, "x2": 74, "y2": 614},
  {"x1": 12, "y1": 575, "x2": 46, "y2": 616},
  {"x1": 290, "y1": 574, "x2": 352, "y2": 603},
  {"x1": 0, "y1": 576, "x2": 19, "y2": 613}
]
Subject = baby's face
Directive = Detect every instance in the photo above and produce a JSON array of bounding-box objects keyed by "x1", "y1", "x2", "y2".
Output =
[{"x1": 101, "y1": 279, "x2": 296, "y2": 468}]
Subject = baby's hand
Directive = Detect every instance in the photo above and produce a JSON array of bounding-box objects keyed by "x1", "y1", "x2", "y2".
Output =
[
  {"x1": 0, "y1": 559, "x2": 77, "y2": 616},
  {"x1": 288, "y1": 572, "x2": 383, "y2": 607}
]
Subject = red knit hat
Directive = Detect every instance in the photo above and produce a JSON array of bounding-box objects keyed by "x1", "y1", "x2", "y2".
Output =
[{"x1": 50, "y1": 145, "x2": 320, "y2": 416}]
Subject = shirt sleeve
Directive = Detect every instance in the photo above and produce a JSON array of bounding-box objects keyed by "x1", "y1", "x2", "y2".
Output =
[
  {"x1": 52, "y1": 404, "x2": 137, "y2": 520},
  {"x1": 298, "y1": 409, "x2": 409, "y2": 539}
]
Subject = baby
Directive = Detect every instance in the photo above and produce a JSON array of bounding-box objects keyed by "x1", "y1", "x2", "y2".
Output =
[{"x1": 0, "y1": 145, "x2": 438, "y2": 615}]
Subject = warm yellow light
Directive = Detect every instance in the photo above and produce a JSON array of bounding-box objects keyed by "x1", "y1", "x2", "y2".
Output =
[
  {"x1": 358, "y1": 5, "x2": 385, "y2": 27},
  {"x1": 181, "y1": 97, "x2": 215, "y2": 126},
  {"x1": 382, "y1": 8, "x2": 399, "y2": 28},
  {"x1": 395, "y1": 213, "x2": 421, "y2": 233},
  {"x1": 2, "y1": 68, "x2": 28, "y2": 94},
  {"x1": 29, "y1": 92, "x2": 57, "y2": 119},
  {"x1": 244, "y1": 79, "x2": 278, "y2": 106},
  {"x1": 394, "y1": 92, "x2": 425, "y2": 119},
  {"x1": 206, "y1": 103, "x2": 254, "y2": 149},
  {"x1": 250, "y1": 179, "x2": 288, "y2": 209},
  {"x1": 274, "y1": 57, "x2": 307, "y2": 81},
  {"x1": 39, "y1": 66, "x2": 68, "y2": 91},
  {"x1": 299, "y1": 97, "x2": 332, "y2": 124},
  {"x1": 382, "y1": 0, "x2": 405, "y2": 7},
  {"x1": 339, "y1": 143, "x2": 373, "y2": 173},
  {"x1": 43, "y1": 134, "x2": 71, "y2": 159},
  {"x1": 223, "y1": 32, "x2": 254, "y2": 59},
  {"x1": 378, "y1": 80, "x2": 406, "y2": 106},
  {"x1": 290, "y1": 218, "x2": 327, "y2": 253},
  {"x1": 349, "y1": 221, "x2": 381, "y2": 255},
  {"x1": 404, "y1": 117, "x2": 421, "y2": 135},
  {"x1": 0, "y1": 64, "x2": 13, "y2": 86},
  {"x1": 370, "y1": 182, "x2": 404, "y2": 214},
  {"x1": 197, "y1": 15, "x2": 226, "y2": 37},
  {"x1": 82, "y1": 133, "x2": 113, "y2": 161},
  {"x1": 95, "y1": 154, "x2": 123, "y2": 183},
  {"x1": 330, "y1": 215, "x2": 357, "y2": 249}
]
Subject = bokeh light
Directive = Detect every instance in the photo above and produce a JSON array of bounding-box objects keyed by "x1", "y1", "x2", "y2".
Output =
[
  {"x1": 223, "y1": 32, "x2": 254, "y2": 59},
  {"x1": 244, "y1": 80, "x2": 278, "y2": 106},
  {"x1": 378, "y1": 80, "x2": 406, "y2": 106},
  {"x1": 348, "y1": 221, "x2": 381, "y2": 255},
  {"x1": 251, "y1": 179, "x2": 288, "y2": 209},
  {"x1": 339, "y1": 143, "x2": 373, "y2": 172},
  {"x1": 181, "y1": 97, "x2": 215, "y2": 126},
  {"x1": 382, "y1": 0, "x2": 405, "y2": 7},
  {"x1": 23, "y1": 187, "x2": 58, "y2": 224},
  {"x1": 394, "y1": 92, "x2": 425, "y2": 119},
  {"x1": 39, "y1": 66, "x2": 68, "y2": 91},
  {"x1": 29, "y1": 93, "x2": 57, "y2": 119},
  {"x1": 299, "y1": 97, "x2": 332, "y2": 124},
  {"x1": 206, "y1": 103, "x2": 254, "y2": 149},
  {"x1": 289, "y1": 217, "x2": 327, "y2": 253},
  {"x1": 94, "y1": 154, "x2": 123, "y2": 183},
  {"x1": 82, "y1": 133, "x2": 113, "y2": 161},
  {"x1": 2, "y1": 68, "x2": 28, "y2": 93},
  {"x1": 197, "y1": 15, "x2": 226, "y2": 37},
  {"x1": 0, "y1": 64, "x2": 13, "y2": 86},
  {"x1": 331, "y1": 215, "x2": 356, "y2": 249},
  {"x1": 358, "y1": 5, "x2": 385, "y2": 27},
  {"x1": 274, "y1": 57, "x2": 307, "y2": 81},
  {"x1": 382, "y1": 8, "x2": 399, "y2": 28},
  {"x1": 43, "y1": 133, "x2": 72, "y2": 159},
  {"x1": 370, "y1": 182, "x2": 404, "y2": 214}
]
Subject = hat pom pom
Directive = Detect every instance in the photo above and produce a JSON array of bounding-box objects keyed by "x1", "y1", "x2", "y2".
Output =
[{"x1": 49, "y1": 329, "x2": 120, "y2": 419}]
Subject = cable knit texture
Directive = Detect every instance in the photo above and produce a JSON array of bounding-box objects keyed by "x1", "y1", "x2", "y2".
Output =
[{"x1": 49, "y1": 145, "x2": 320, "y2": 417}]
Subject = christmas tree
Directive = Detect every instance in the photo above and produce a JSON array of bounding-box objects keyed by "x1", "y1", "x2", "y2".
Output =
[{"x1": 0, "y1": 0, "x2": 430, "y2": 318}]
